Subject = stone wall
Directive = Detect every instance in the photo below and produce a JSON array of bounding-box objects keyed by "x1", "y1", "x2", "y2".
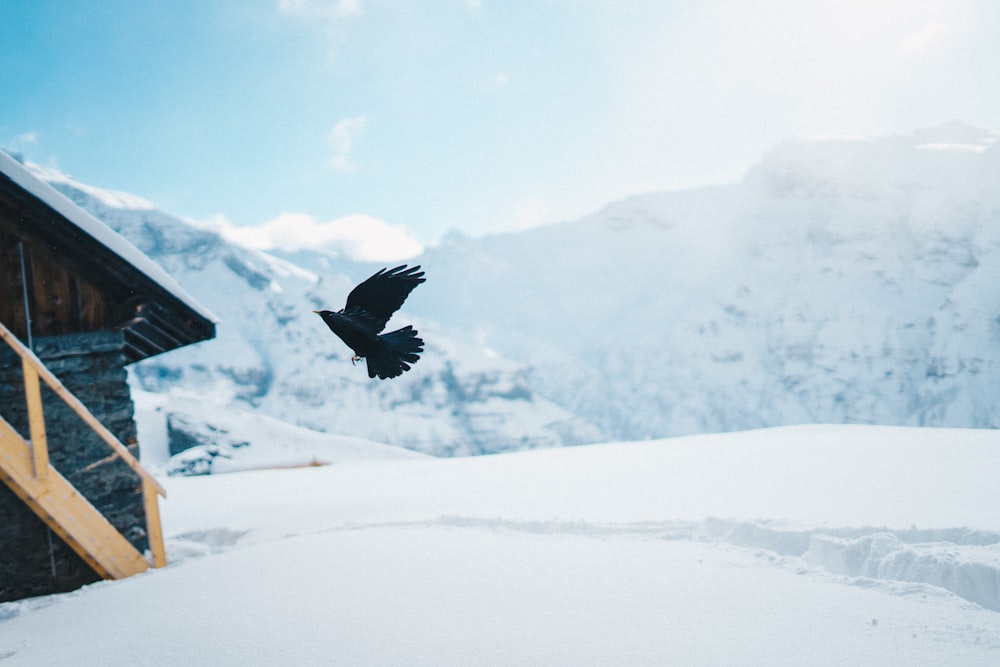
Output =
[{"x1": 0, "y1": 330, "x2": 147, "y2": 602}]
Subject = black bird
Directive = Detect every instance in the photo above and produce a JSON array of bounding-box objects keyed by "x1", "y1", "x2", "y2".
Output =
[{"x1": 314, "y1": 265, "x2": 426, "y2": 380}]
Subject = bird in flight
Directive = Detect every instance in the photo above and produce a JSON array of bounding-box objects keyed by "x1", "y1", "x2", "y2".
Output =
[{"x1": 314, "y1": 265, "x2": 426, "y2": 379}]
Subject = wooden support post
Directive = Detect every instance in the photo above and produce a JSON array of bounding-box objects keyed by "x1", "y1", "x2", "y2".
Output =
[
  {"x1": 143, "y1": 478, "x2": 168, "y2": 569},
  {"x1": 22, "y1": 359, "x2": 48, "y2": 479}
]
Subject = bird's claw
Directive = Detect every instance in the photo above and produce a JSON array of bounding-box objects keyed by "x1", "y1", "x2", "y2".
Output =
[{"x1": 351, "y1": 355, "x2": 361, "y2": 365}]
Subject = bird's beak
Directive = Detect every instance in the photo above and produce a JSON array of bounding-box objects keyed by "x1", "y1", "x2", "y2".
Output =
[{"x1": 312, "y1": 310, "x2": 321, "y2": 314}]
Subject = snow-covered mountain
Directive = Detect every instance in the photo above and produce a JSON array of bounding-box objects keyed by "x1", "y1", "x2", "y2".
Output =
[
  {"x1": 33, "y1": 163, "x2": 587, "y2": 456},
  {"x1": 418, "y1": 121, "x2": 1000, "y2": 441},
  {"x1": 30, "y1": 121, "x2": 1000, "y2": 454}
]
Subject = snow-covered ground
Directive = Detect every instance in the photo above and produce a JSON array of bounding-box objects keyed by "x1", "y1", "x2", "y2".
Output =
[{"x1": 2, "y1": 423, "x2": 999, "y2": 665}]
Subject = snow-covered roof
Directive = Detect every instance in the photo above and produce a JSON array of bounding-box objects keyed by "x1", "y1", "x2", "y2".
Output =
[{"x1": 0, "y1": 150, "x2": 218, "y2": 325}]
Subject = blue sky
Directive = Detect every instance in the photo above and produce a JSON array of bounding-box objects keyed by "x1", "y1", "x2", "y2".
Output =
[{"x1": 3, "y1": 0, "x2": 999, "y2": 250}]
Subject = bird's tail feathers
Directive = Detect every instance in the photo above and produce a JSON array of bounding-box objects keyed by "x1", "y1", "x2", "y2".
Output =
[{"x1": 366, "y1": 325, "x2": 424, "y2": 379}]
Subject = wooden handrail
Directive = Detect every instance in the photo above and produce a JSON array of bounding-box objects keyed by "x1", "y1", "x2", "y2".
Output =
[{"x1": 0, "y1": 322, "x2": 166, "y2": 498}]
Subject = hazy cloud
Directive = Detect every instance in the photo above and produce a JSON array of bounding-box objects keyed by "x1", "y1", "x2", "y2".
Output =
[
  {"x1": 513, "y1": 197, "x2": 552, "y2": 230},
  {"x1": 209, "y1": 212, "x2": 423, "y2": 262},
  {"x1": 15, "y1": 130, "x2": 39, "y2": 145},
  {"x1": 2, "y1": 130, "x2": 40, "y2": 156},
  {"x1": 278, "y1": 0, "x2": 362, "y2": 60},
  {"x1": 277, "y1": 0, "x2": 361, "y2": 19},
  {"x1": 894, "y1": 20, "x2": 954, "y2": 61},
  {"x1": 489, "y1": 72, "x2": 510, "y2": 90},
  {"x1": 328, "y1": 116, "x2": 367, "y2": 173}
]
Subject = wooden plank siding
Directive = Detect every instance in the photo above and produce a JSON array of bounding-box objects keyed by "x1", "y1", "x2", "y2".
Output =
[
  {"x1": 0, "y1": 225, "x2": 118, "y2": 340},
  {"x1": 0, "y1": 226, "x2": 31, "y2": 340}
]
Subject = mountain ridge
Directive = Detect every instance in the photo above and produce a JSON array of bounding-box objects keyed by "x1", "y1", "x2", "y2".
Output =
[{"x1": 23, "y1": 121, "x2": 1000, "y2": 454}]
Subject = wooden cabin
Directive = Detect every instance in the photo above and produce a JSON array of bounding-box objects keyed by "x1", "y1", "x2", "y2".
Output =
[{"x1": 0, "y1": 150, "x2": 216, "y2": 601}]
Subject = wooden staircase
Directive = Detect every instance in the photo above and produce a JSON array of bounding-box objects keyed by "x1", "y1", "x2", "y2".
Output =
[{"x1": 0, "y1": 322, "x2": 166, "y2": 581}]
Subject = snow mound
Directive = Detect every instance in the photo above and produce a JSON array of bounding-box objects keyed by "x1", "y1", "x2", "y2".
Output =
[
  {"x1": 807, "y1": 532, "x2": 1000, "y2": 612},
  {"x1": 132, "y1": 390, "x2": 426, "y2": 476}
]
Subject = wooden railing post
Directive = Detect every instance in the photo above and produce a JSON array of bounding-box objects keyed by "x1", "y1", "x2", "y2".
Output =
[
  {"x1": 21, "y1": 359, "x2": 49, "y2": 479},
  {"x1": 142, "y1": 478, "x2": 167, "y2": 569}
]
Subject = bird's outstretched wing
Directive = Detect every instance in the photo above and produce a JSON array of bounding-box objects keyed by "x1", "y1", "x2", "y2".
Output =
[{"x1": 344, "y1": 265, "x2": 425, "y2": 332}]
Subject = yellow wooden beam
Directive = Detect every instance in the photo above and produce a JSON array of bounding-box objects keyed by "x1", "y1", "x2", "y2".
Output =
[
  {"x1": 143, "y1": 478, "x2": 168, "y2": 569},
  {"x1": 21, "y1": 360, "x2": 48, "y2": 479}
]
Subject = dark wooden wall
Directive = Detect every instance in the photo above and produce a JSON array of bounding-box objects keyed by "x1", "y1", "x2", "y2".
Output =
[{"x1": 0, "y1": 224, "x2": 121, "y2": 340}]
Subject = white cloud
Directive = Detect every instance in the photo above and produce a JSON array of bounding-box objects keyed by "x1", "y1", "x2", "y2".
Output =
[
  {"x1": 16, "y1": 130, "x2": 39, "y2": 145},
  {"x1": 277, "y1": 0, "x2": 361, "y2": 19},
  {"x1": 327, "y1": 116, "x2": 367, "y2": 173},
  {"x1": 2, "y1": 130, "x2": 40, "y2": 156},
  {"x1": 512, "y1": 197, "x2": 553, "y2": 230},
  {"x1": 894, "y1": 20, "x2": 954, "y2": 61},
  {"x1": 277, "y1": 0, "x2": 362, "y2": 61},
  {"x1": 208, "y1": 212, "x2": 424, "y2": 263}
]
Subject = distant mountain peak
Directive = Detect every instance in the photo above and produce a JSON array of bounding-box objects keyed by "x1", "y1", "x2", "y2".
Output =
[
  {"x1": 909, "y1": 119, "x2": 1000, "y2": 147},
  {"x1": 746, "y1": 120, "x2": 1000, "y2": 198}
]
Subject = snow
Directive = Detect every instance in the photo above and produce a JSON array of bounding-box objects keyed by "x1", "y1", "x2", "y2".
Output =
[
  {"x1": 132, "y1": 390, "x2": 426, "y2": 476},
  {"x1": 5, "y1": 125, "x2": 1000, "y2": 661},
  {"x1": 2, "y1": 424, "x2": 999, "y2": 665}
]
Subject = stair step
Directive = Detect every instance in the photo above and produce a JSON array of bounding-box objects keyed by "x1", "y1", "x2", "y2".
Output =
[{"x1": 0, "y1": 416, "x2": 150, "y2": 580}]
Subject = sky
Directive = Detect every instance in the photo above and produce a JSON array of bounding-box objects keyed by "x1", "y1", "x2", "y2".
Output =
[{"x1": 2, "y1": 0, "x2": 999, "y2": 254}]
